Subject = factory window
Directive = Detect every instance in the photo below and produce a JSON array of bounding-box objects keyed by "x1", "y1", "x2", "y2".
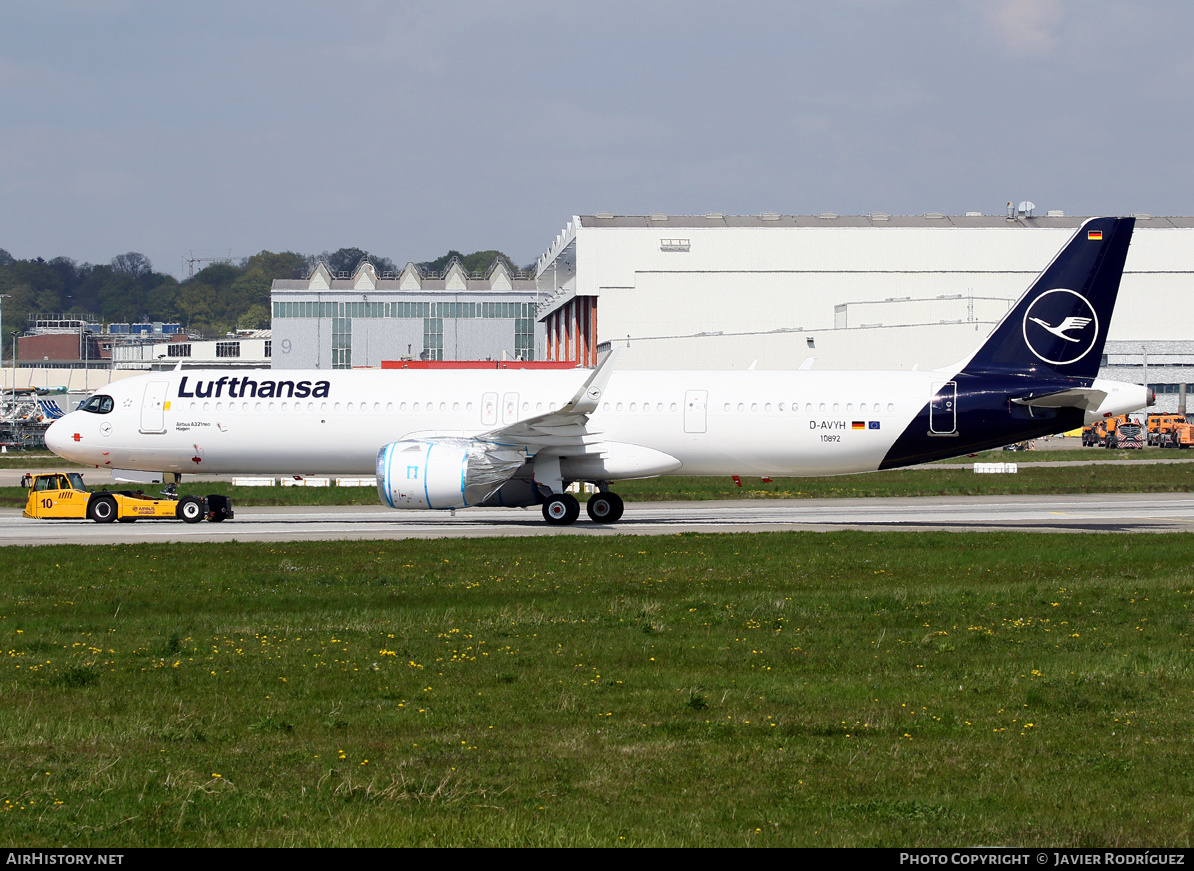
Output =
[
  {"x1": 216, "y1": 342, "x2": 240, "y2": 358},
  {"x1": 332, "y1": 318, "x2": 352, "y2": 369},
  {"x1": 423, "y1": 318, "x2": 444, "y2": 361},
  {"x1": 167, "y1": 344, "x2": 191, "y2": 358},
  {"x1": 1148, "y1": 383, "x2": 1194, "y2": 394},
  {"x1": 265, "y1": 341, "x2": 271, "y2": 358},
  {"x1": 515, "y1": 317, "x2": 535, "y2": 360}
]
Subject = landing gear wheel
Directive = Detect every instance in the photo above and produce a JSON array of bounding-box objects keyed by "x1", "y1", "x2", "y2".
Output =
[
  {"x1": 177, "y1": 495, "x2": 205, "y2": 524},
  {"x1": 87, "y1": 494, "x2": 118, "y2": 524},
  {"x1": 542, "y1": 493, "x2": 580, "y2": 526},
  {"x1": 586, "y1": 491, "x2": 624, "y2": 523}
]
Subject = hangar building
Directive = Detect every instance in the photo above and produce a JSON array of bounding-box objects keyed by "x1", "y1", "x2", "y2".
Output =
[
  {"x1": 534, "y1": 213, "x2": 1194, "y2": 411},
  {"x1": 271, "y1": 258, "x2": 544, "y2": 369}
]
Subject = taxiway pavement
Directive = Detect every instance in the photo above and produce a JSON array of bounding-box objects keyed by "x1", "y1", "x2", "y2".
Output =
[{"x1": 3, "y1": 492, "x2": 1194, "y2": 545}]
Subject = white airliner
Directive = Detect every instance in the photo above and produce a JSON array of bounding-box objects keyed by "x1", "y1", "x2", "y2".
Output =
[{"x1": 46, "y1": 218, "x2": 1149, "y2": 525}]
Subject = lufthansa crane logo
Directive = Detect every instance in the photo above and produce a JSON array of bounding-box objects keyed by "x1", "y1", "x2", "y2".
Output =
[{"x1": 1021, "y1": 288, "x2": 1099, "y2": 366}]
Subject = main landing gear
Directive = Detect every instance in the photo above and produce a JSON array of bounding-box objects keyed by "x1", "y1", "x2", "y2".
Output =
[
  {"x1": 540, "y1": 489, "x2": 625, "y2": 526},
  {"x1": 586, "y1": 491, "x2": 624, "y2": 523}
]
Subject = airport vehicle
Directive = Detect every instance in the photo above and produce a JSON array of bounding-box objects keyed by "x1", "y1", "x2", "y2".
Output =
[
  {"x1": 1088, "y1": 414, "x2": 1130, "y2": 447},
  {"x1": 1160, "y1": 421, "x2": 1194, "y2": 449},
  {"x1": 22, "y1": 472, "x2": 232, "y2": 523},
  {"x1": 45, "y1": 218, "x2": 1150, "y2": 526},
  {"x1": 1147, "y1": 413, "x2": 1186, "y2": 446},
  {"x1": 1108, "y1": 421, "x2": 1144, "y2": 449}
]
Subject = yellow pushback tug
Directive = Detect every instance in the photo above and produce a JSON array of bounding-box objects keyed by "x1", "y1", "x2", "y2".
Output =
[{"x1": 23, "y1": 473, "x2": 232, "y2": 524}]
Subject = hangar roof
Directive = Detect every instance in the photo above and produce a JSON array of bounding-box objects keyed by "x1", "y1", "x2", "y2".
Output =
[{"x1": 576, "y1": 213, "x2": 1194, "y2": 229}]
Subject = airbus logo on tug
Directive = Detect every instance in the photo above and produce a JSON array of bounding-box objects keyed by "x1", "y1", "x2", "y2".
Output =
[{"x1": 176, "y1": 376, "x2": 332, "y2": 399}]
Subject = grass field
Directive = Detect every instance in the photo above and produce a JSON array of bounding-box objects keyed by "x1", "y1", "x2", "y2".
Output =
[{"x1": 2, "y1": 532, "x2": 1193, "y2": 846}]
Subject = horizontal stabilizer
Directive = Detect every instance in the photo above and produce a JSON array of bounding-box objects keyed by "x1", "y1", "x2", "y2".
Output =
[{"x1": 1011, "y1": 388, "x2": 1108, "y2": 410}]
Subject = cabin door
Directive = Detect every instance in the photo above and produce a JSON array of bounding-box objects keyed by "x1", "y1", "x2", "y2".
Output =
[
  {"x1": 929, "y1": 381, "x2": 957, "y2": 435},
  {"x1": 139, "y1": 381, "x2": 170, "y2": 434}
]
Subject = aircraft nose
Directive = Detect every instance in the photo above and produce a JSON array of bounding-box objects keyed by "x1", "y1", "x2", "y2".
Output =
[{"x1": 44, "y1": 416, "x2": 71, "y2": 457}]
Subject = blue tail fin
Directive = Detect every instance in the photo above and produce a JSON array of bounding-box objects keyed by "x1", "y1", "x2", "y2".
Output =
[{"x1": 962, "y1": 217, "x2": 1134, "y2": 379}]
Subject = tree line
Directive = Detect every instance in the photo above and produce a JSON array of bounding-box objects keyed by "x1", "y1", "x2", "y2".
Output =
[{"x1": 0, "y1": 246, "x2": 526, "y2": 341}]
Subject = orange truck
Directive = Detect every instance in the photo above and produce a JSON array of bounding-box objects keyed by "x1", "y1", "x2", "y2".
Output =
[
  {"x1": 1147, "y1": 413, "x2": 1186, "y2": 446},
  {"x1": 1087, "y1": 415, "x2": 1131, "y2": 447},
  {"x1": 1160, "y1": 420, "x2": 1194, "y2": 449}
]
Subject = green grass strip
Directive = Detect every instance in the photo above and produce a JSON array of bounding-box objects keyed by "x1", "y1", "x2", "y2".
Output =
[{"x1": 2, "y1": 532, "x2": 1193, "y2": 846}]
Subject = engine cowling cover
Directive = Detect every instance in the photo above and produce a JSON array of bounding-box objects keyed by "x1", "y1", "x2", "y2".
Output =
[{"x1": 377, "y1": 439, "x2": 525, "y2": 510}]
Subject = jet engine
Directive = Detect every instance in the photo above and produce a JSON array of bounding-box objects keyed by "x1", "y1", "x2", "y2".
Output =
[{"x1": 376, "y1": 439, "x2": 526, "y2": 510}]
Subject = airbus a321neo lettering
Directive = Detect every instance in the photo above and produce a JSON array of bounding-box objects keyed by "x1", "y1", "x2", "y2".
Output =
[{"x1": 47, "y1": 218, "x2": 1150, "y2": 526}]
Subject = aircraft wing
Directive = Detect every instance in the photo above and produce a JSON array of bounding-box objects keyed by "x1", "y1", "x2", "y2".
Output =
[
  {"x1": 1011, "y1": 388, "x2": 1109, "y2": 410},
  {"x1": 476, "y1": 346, "x2": 621, "y2": 450}
]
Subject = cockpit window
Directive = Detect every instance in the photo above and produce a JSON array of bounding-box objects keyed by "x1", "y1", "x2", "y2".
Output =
[{"x1": 80, "y1": 395, "x2": 114, "y2": 414}]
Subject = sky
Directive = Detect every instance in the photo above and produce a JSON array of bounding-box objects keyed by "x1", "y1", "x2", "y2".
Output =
[{"x1": 2, "y1": 0, "x2": 1193, "y2": 277}]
